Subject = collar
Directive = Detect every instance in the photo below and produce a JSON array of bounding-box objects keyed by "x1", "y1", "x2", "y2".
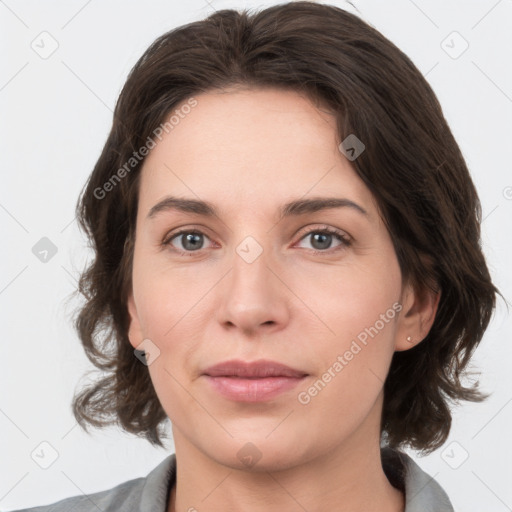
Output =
[{"x1": 381, "y1": 447, "x2": 454, "y2": 511}]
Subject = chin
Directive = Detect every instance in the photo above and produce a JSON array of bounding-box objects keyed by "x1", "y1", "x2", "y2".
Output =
[{"x1": 207, "y1": 434, "x2": 311, "y2": 473}]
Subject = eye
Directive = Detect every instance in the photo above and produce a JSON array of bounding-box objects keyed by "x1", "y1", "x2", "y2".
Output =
[
  {"x1": 163, "y1": 229, "x2": 213, "y2": 254},
  {"x1": 295, "y1": 226, "x2": 351, "y2": 253},
  {"x1": 162, "y1": 225, "x2": 351, "y2": 256}
]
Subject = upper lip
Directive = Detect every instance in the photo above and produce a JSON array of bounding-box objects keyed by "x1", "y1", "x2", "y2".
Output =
[{"x1": 203, "y1": 359, "x2": 308, "y2": 378}]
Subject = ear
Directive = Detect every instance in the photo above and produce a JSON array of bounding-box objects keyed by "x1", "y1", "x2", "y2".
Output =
[
  {"x1": 126, "y1": 290, "x2": 144, "y2": 350},
  {"x1": 394, "y1": 280, "x2": 441, "y2": 351}
]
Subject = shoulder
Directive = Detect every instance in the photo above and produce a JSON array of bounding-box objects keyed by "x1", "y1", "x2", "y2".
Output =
[
  {"x1": 6, "y1": 454, "x2": 176, "y2": 512},
  {"x1": 7, "y1": 478, "x2": 146, "y2": 512}
]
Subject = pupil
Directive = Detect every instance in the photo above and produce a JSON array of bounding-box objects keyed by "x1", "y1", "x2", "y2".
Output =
[
  {"x1": 183, "y1": 233, "x2": 202, "y2": 251},
  {"x1": 312, "y1": 233, "x2": 331, "y2": 250}
]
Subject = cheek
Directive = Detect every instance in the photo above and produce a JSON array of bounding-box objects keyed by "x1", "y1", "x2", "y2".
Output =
[
  {"x1": 292, "y1": 271, "x2": 401, "y2": 443},
  {"x1": 130, "y1": 260, "x2": 207, "y2": 419},
  {"x1": 131, "y1": 243, "x2": 217, "y2": 340},
  {"x1": 293, "y1": 250, "x2": 402, "y2": 394},
  {"x1": 296, "y1": 250, "x2": 401, "y2": 341},
  {"x1": 136, "y1": 277, "x2": 208, "y2": 425}
]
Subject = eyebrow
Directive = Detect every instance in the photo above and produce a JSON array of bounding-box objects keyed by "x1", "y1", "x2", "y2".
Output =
[{"x1": 146, "y1": 195, "x2": 368, "y2": 220}]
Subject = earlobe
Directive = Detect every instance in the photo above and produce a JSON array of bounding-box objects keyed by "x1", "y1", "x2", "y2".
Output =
[{"x1": 395, "y1": 281, "x2": 441, "y2": 352}]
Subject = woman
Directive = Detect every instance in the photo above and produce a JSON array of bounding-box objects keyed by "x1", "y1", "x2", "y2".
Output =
[{"x1": 11, "y1": 2, "x2": 498, "y2": 511}]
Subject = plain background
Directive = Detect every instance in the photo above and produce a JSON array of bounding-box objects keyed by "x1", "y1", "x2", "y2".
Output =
[{"x1": 1, "y1": 1, "x2": 511, "y2": 510}]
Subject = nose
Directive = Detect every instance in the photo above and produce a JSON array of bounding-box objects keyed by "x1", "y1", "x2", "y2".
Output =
[{"x1": 215, "y1": 242, "x2": 291, "y2": 336}]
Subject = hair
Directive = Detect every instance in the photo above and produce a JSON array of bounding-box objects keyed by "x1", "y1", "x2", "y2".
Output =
[{"x1": 71, "y1": 1, "x2": 499, "y2": 454}]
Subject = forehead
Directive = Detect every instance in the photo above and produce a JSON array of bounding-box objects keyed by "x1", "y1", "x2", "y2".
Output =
[{"x1": 138, "y1": 87, "x2": 376, "y2": 218}]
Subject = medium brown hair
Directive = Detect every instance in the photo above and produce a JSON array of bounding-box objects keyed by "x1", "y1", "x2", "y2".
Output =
[{"x1": 72, "y1": 1, "x2": 498, "y2": 453}]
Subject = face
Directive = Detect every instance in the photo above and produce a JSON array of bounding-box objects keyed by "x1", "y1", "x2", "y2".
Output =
[{"x1": 127, "y1": 87, "x2": 422, "y2": 471}]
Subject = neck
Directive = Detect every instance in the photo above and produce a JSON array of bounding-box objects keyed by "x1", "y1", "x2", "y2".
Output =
[{"x1": 167, "y1": 422, "x2": 404, "y2": 512}]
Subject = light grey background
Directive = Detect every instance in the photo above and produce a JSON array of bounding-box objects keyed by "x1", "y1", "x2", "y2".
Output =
[{"x1": 1, "y1": 1, "x2": 511, "y2": 510}]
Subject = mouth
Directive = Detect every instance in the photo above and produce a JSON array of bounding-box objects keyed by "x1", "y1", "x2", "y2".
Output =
[{"x1": 202, "y1": 359, "x2": 308, "y2": 402}]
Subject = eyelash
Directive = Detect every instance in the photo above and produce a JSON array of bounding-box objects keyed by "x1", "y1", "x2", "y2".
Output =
[
  {"x1": 295, "y1": 226, "x2": 351, "y2": 254},
  {"x1": 162, "y1": 225, "x2": 351, "y2": 257}
]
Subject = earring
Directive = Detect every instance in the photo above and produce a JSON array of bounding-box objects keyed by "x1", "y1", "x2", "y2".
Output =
[{"x1": 406, "y1": 336, "x2": 413, "y2": 343}]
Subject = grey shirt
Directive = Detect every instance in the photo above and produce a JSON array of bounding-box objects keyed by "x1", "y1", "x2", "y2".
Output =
[{"x1": 8, "y1": 448, "x2": 454, "y2": 512}]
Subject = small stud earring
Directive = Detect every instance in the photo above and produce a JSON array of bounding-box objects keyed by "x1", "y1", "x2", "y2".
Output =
[{"x1": 406, "y1": 336, "x2": 413, "y2": 343}]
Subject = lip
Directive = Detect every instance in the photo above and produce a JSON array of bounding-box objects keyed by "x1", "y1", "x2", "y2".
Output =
[
  {"x1": 202, "y1": 359, "x2": 308, "y2": 402},
  {"x1": 203, "y1": 359, "x2": 307, "y2": 378}
]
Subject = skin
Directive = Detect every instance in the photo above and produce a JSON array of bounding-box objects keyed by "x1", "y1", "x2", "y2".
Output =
[{"x1": 127, "y1": 87, "x2": 439, "y2": 512}]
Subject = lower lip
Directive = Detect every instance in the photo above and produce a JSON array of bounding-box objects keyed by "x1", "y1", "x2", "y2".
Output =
[{"x1": 204, "y1": 375, "x2": 306, "y2": 402}]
